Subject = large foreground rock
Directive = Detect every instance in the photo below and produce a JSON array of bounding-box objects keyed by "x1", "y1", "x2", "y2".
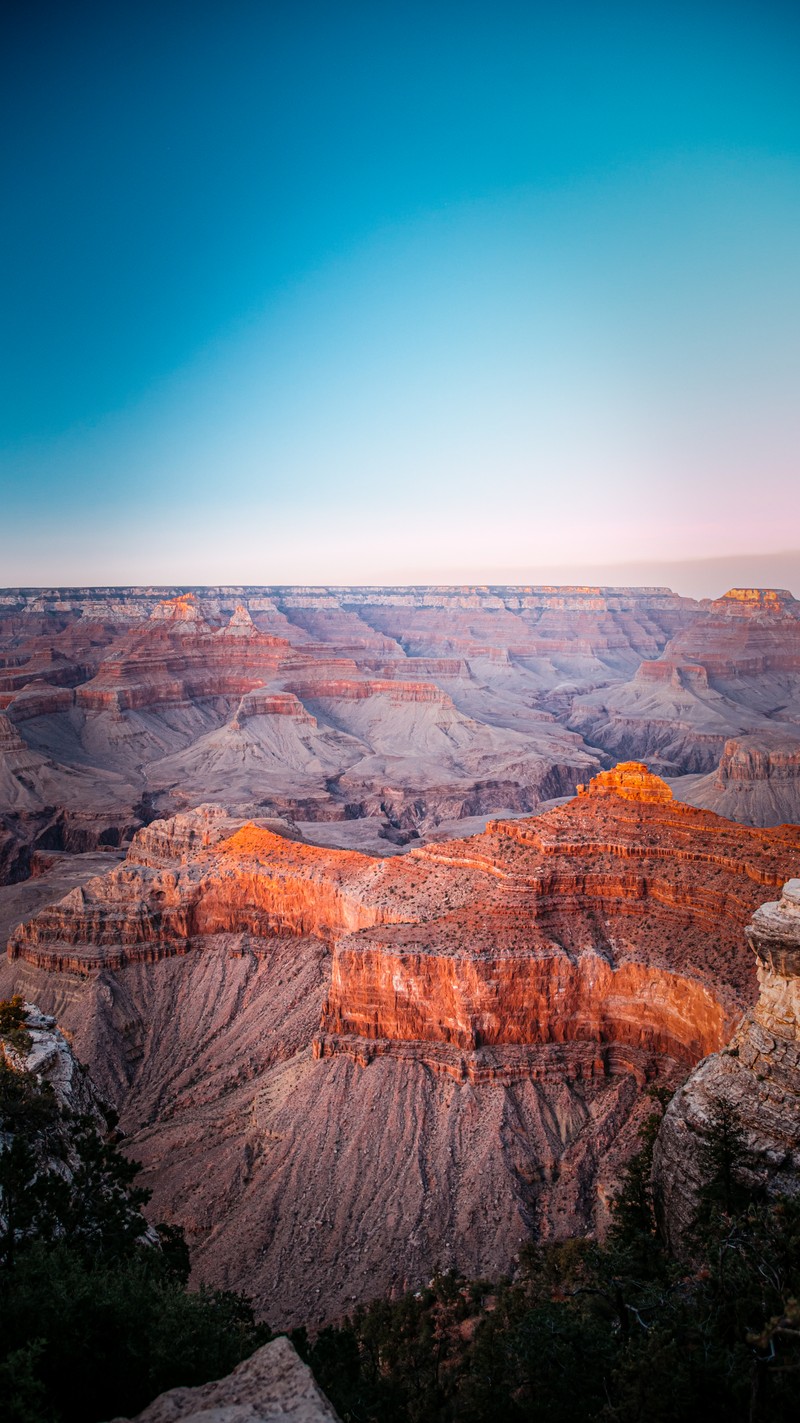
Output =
[
  {"x1": 654, "y1": 878, "x2": 800, "y2": 1252},
  {"x1": 111, "y1": 1336, "x2": 339, "y2": 1422}
]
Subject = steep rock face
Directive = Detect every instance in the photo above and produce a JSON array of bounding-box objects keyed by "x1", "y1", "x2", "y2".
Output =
[
  {"x1": 672, "y1": 732, "x2": 800, "y2": 827},
  {"x1": 6, "y1": 582, "x2": 767, "y2": 872},
  {"x1": 667, "y1": 587, "x2": 800, "y2": 679},
  {"x1": 317, "y1": 764, "x2": 799, "y2": 1081},
  {"x1": 654, "y1": 879, "x2": 800, "y2": 1253},
  {"x1": 567, "y1": 657, "x2": 767, "y2": 775},
  {"x1": 75, "y1": 598, "x2": 290, "y2": 713},
  {"x1": 576, "y1": 760, "x2": 674, "y2": 804}
]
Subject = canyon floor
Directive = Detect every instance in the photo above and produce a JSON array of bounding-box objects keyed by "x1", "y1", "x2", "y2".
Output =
[{"x1": 2, "y1": 584, "x2": 800, "y2": 1325}]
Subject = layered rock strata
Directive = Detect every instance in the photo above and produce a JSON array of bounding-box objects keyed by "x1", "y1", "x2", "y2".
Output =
[{"x1": 654, "y1": 878, "x2": 800, "y2": 1253}]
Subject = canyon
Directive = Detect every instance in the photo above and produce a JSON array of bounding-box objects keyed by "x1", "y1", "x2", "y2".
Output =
[
  {"x1": 2, "y1": 583, "x2": 800, "y2": 885},
  {"x1": 2, "y1": 584, "x2": 800, "y2": 1327},
  {"x1": 2, "y1": 759, "x2": 799, "y2": 1325}
]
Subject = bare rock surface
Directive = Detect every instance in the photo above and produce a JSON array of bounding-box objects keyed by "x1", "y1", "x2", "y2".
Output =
[
  {"x1": 3, "y1": 582, "x2": 800, "y2": 859},
  {"x1": 0, "y1": 584, "x2": 701, "y2": 871},
  {"x1": 110, "y1": 1336, "x2": 340, "y2": 1423}
]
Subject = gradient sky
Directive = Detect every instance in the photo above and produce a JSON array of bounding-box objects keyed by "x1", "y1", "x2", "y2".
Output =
[{"x1": 2, "y1": 0, "x2": 800, "y2": 591}]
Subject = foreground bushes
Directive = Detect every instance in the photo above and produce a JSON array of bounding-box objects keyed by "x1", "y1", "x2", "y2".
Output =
[
  {"x1": 0, "y1": 1045, "x2": 267, "y2": 1423},
  {"x1": 296, "y1": 1102, "x2": 800, "y2": 1423},
  {"x1": 0, "y1": 1244, "x2": 266, "y2": 1423},
  {"x1": 3, "y1": 1036, "x2": 798, "y2": 1423}
]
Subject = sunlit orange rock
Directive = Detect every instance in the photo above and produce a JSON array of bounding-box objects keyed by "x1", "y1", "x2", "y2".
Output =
[{"x1": 576, "y1": 760, "x2": 674, "y2": 804}]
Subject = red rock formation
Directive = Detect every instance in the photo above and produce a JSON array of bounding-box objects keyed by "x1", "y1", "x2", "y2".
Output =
[
  {"x1": 11, "y1": 769, "x2": 798, "y2": 1052},
  {"x1": 74, "y1": 602, "x2": 292, "y2": 713},
  {"x1": 566, "y1": 588, "x2": 800, "y2": 782},
  {"x1": 576, "y1": 760, "x2": 674, "y2": 804},
  {"x1": 285, "y1": 677, "x2": 450, "y2": 705},
  {"x1": 3, "y1": 682, "x2": 75, "y2": 720},
  {"x1": 664, "y1": 587, "x2": 800, "y2": 679}
]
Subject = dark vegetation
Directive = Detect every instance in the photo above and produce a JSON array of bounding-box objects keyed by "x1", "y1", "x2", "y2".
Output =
[
  {"x1": 2, "y1": 1001, "x2": 798, "y2": 1422},
  {"x1": 0, "y1": 1000, "x2": 268, "y2": 1423},
  {"x1": 295, "y1": 1093, "x2": 800, "y2": 1423}
]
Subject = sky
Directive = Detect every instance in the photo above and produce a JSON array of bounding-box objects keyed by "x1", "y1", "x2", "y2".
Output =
[{"x1": 2, "y1": 0, "x2": 800, "y2": 593}]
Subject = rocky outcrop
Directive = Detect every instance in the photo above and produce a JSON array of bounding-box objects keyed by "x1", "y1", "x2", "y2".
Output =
[
  {"x1": 75, "y1": 603, "x2": 290, "y2": 713},
  {"x1": 112, "y1": 1336, "x2": 340, "y2": 1423},
  {"x1": 567, "y1": 588, "x2": 800, "y2": 778},
  {"x1": 667, "y1": 587, "x2": 800, "y2": 679},
  {"x1": 576, "y1": 760, "x2": 674, "y2": 804},
  {"x1": 0, "y1": 1001, "x2": 106, "y2": 1124},
  {"x1": 654, "y1": 879, "x2": 800, "y2": 1253}
]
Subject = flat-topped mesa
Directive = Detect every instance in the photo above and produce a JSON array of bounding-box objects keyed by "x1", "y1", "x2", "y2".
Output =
[
  {"x1": 4, "y1": 681, "x2": 74, "y2": 721},
  {"x1": 633, "y1": 659, "x2": 709, "y2": 690},
  {"x1": 236, "y1": 689, "x2": 315, "y2": 722},
  {"x1": 148, "y1": 593, "x2": 207, "y2": 627},
  {"x1": 715, "y1": 587, "x2": 799, "y2": 615},
  {"x1": 714, "y1": 734, "x2": 800, "y2": 787},
  {"x1": 654, "y1": 878, "x2": 800, "y2": 1253},
  {"x1": 576, "y1": 761, "x2": 673, "y2": 804}
]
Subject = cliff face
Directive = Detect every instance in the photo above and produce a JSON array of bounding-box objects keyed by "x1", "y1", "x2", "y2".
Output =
[
  {"x1": 3, "y1": 587, "x2": 640, "y2": 871},
  {"x1": 654, "y1": 878, "x2": 800, "y2": 1253},
  {"x1": 316, "y1": 763, "x2": 798, "y2": 1079},
  {"x1": 1, "y1": 1001, "x2": 107, "y2": 1124},
  {"x1": 10, "y1": 766, "x2": 797, "y2": 1017},
  {"x1": 3, "y1": 581, "x2": 799, "y2": 878}
]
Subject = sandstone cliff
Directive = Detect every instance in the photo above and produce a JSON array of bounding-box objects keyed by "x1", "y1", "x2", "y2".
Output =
[{"x1": 567, "y1": 588, "x2": 800, "y2": 796}]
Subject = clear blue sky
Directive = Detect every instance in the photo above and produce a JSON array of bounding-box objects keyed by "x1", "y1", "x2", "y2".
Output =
[{"x1": 2, "y1": 0, "x2": 800, "y2": 588}]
